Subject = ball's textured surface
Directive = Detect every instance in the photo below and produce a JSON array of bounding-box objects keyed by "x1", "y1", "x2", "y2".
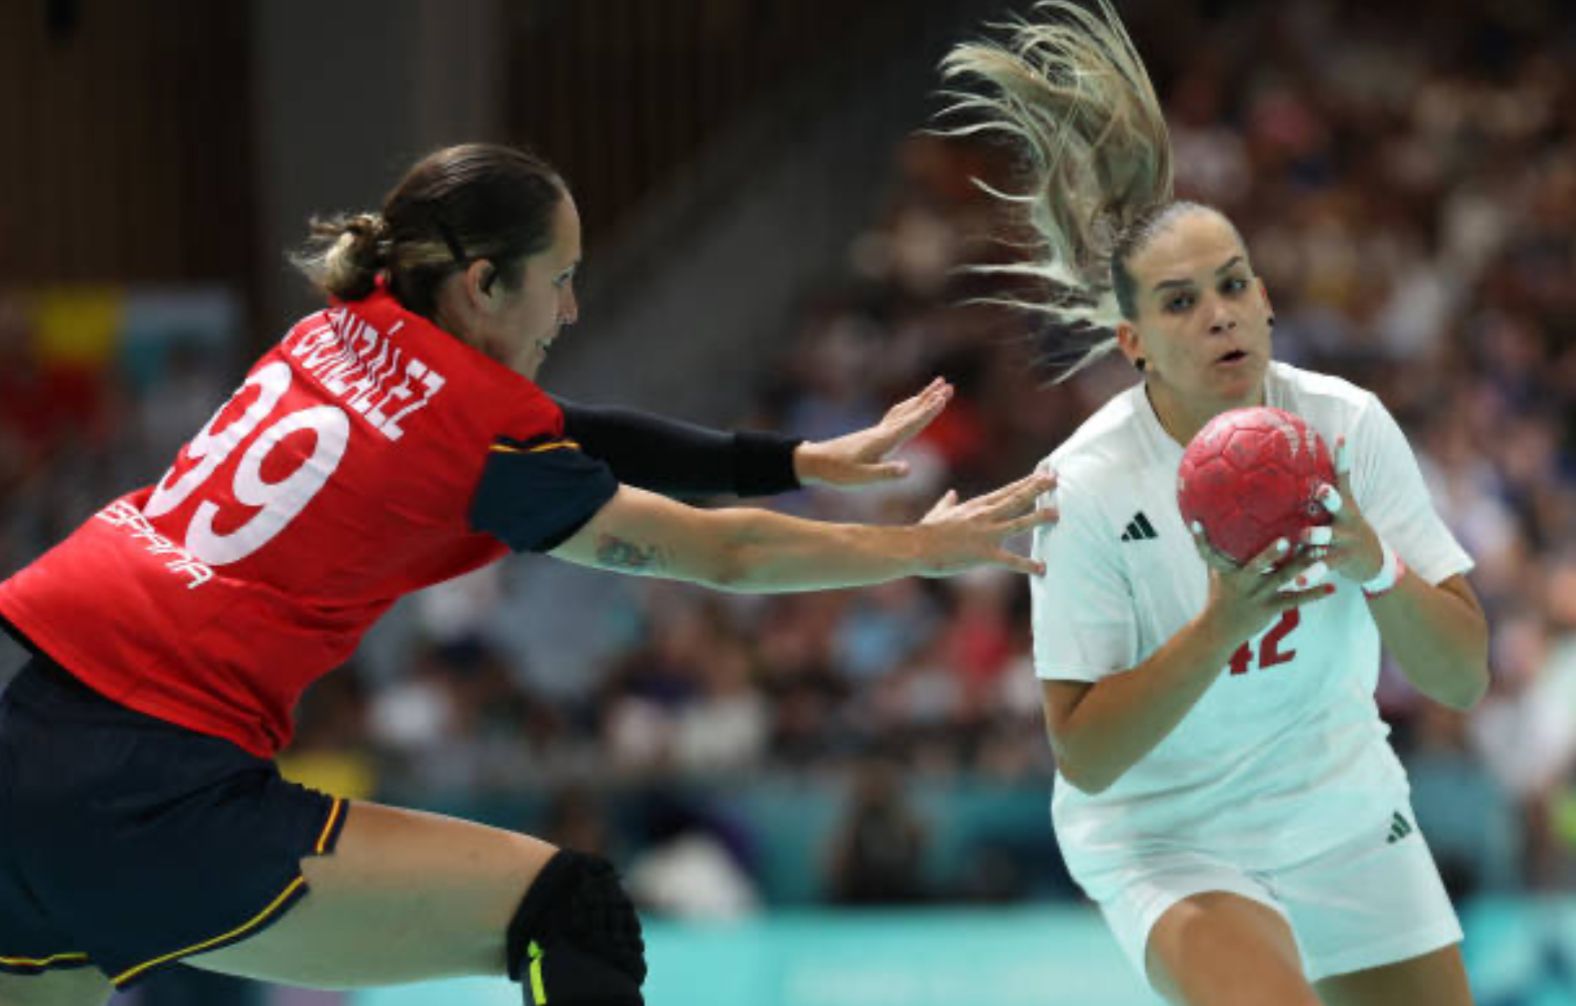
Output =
[{"x1": 1177, "y1": 406, "x2": 1336, "y2": 564}]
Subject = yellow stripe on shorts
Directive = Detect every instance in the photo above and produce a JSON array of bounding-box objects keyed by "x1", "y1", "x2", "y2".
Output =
[
  {"x1": 491, "y1": 438, "x2": 582, "y2": 455},
  {"x1": 110, "y1": 876, "x2": 308, "y2": 987},
  {"x1": 315, "y1": 797, "x2": 345, "y2": 854},
  {"x1": 0, "y1": 951, "x2": 91, "y2": 969}
]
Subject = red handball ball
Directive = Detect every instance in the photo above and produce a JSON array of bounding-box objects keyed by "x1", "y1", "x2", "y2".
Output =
[{"x1": 1177, "y1": 406, "x2": 1336, "y2": 564}]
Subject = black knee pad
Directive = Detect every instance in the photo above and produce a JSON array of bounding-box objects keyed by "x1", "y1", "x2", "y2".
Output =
[{"x1": 507, "y1": 849, "x2": 646, "y2": 1005}]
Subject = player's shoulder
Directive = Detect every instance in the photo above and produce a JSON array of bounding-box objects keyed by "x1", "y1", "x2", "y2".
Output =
[
  {"x1": 1269, "y1": 361, "x2": 1380, "y2": 423},
  {"x1": 1044, "y1": 383, "x2": 1150, "y2": 488}
]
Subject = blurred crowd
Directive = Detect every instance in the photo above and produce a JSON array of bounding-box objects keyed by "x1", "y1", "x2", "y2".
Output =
[{"x1": 2, "y1": 0, "x2": 1571, "y2": 914}]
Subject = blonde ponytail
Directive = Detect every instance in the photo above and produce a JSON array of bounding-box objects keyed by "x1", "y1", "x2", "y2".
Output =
[{"x1": 938, "y1": 0, "x2": 1177, "y2": 378}]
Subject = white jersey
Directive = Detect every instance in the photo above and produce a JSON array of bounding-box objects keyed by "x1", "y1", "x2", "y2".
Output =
[{"x1": 1029, "y1": 362, "x2": 1473, "y2": 897}]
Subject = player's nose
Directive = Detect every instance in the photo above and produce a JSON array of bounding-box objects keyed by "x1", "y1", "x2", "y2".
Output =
[
  {"x1": 1206, "y1": 297, "x2": 1237, "y2": 334},
  {"x1": 559, "y1": 284, "x2": 579, "y2": 327}
]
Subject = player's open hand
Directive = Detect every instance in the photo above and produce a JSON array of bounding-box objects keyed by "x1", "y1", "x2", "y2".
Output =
[
  {"x1": 914, "y1": 469, "x2": 1057, "y2": 577},
  {"x1": 793, "y1": 378, "x2": 953, "y2": 488},
  {"x1": 1190, "y1": 521, "x2": 1335, "y2": 643},
  {"x1": 1302, "y1": 436, "x2": 1384, "y2": 584}
]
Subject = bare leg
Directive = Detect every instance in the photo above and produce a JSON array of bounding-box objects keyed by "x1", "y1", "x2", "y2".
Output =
[
  {"x1": 184, "y1": 801, "x2": 557, "y2": 988},
  {"x1": 1145, "y1": 891, "x2": 1322, "y2": 1006},
  {"x1": 0, "y1": 968, "x2": 112, "y2": 1006},
  {"x1": 1315, "y1": 944, "x2": 1472, "y2": 1006}
]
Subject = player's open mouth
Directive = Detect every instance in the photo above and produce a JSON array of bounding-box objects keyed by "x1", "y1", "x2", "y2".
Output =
[{"x1": 1216, "y1": 349, "x2": 1248, "y2": 365}]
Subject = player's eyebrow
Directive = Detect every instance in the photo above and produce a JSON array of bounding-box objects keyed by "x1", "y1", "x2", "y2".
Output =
[{"x1": 1152, "y1": 255, "x2": 1245, "y2": 294}]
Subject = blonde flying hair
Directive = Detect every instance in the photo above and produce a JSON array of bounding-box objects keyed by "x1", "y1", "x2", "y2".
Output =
[{"x1": 939, "y1": 0, "x2": 1209, "y2": 378}]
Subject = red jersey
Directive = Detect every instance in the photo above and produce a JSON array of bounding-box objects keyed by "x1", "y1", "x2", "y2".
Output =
[{"x1": 0, "y1": 289, "x2": 589, "y2": 758}]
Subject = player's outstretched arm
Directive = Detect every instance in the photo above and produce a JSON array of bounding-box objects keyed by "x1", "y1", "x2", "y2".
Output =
[
  {"x1": 554, "y1": 378, "x2": 954, "y2": 499},
  {"x1": 548, "y1": 469, "x2": 1054, "y2": 593}
]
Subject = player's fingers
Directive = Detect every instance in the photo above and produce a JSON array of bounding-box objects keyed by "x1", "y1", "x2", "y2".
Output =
[
  {"x1": 971, "y1": 470, "x2": 1048, "y2": 509},
  {"x1": 883, "y1": 379, "x2": 950, "y2": 437},
  {"x1": 1188, "y1": 521, "x2": 1238, "y2": 574},
  {"x1": 1315, "y1": 482, "x2": 1344, "y2": 520},
  {"x1": 1244, "y1": 535, "x2": 1293, "y2": 576},
  {"x1": 1334, "y1": 435, "x2": 1352, "y2": 486},
  {"x1": 1034, "y1": 461, "x2": 1058, "y2": 507},
  {"x1": 992, "y1": 547, "x2": 1045, "y2": 577},
  {"x1": 1282, "y1": 558, "x2": 1330, "y2": 593},
  {"x1": 921, "y1": 488, "x2": 959, "y2": 522},
  {"x1": 1273, "y1": 581, "x2": 1337, "y2": 612},
  {"x1": 983, "y1": 470, "x2": 1057, "y2": 514},
  {"x1": 898, "y1": 380, "x2": 950, "y2": 423},
  {"x1": 1260, "y1": 546, "x2": 1323, "y2": 588},
  {"x1": 1300, "y1": 525, "x2": 1334, "y2": 549},
  {"x1": 1000, "y1": 507, "x2": 1059, "y2": 536},
  {"x1": 883, "y1": 378, "x2": 941, "y2": 419},
  {"x1": 859, "y1": 460, "x2": 910, "y2": 481},
  {"x1": 999, "y1": 479, "x2": 1054, "y2": 519}
]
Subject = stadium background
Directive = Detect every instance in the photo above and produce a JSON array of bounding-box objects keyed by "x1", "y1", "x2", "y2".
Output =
[{"x1": 0, "y1": 0, "x2": 1570, "y2": 1003}]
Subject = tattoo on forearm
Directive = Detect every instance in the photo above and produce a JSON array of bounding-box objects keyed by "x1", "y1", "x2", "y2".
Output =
[{"x1": 595, "y1": 534, "x2": 666, "y2": 571}]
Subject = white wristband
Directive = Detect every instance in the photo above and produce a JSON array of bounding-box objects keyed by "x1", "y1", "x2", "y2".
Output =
[{"x1": 1361, "y1": 539, "x2": 1406, "y2": 597}]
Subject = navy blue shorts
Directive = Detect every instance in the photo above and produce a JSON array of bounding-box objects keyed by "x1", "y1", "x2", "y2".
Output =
[{"x1": 0, "y1": 654, "x2": 347, "y2": 989}]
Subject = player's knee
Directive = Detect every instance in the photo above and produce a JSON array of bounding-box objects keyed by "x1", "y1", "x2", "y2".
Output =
[{"x1": 506, "y1": 849, "x2": 646, "y2": 1005}]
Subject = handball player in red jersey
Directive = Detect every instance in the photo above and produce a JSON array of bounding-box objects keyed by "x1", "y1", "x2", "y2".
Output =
[{"x1": 0, "y1": 143, "x2": 1056, "y2": 1006}]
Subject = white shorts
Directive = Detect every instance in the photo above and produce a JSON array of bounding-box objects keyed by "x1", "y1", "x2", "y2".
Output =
[{"x1": 1095, "y1": 806, "x2": 1463, "y2": 987}]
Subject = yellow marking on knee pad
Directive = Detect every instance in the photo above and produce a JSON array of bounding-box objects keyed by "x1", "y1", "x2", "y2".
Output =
[{"x1": 529, "y1": 940, "x2": 548, "y2": 1004}]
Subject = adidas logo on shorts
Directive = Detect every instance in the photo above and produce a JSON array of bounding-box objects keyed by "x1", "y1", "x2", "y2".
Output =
[{"x1": 1386, "y1": 811, "x2": 1414, "y2": 844}]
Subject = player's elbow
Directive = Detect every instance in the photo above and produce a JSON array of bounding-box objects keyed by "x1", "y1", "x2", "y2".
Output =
[
  {"x1": 1048, "y1": 739, "x2": 1118, "y2": 795},
  {"x1": 1438, "y1": 662, "x2": 1490, "y2": 711},
  {"x1": 1042, "y1": 695, "x2": 1120, "y2": 794},
  {"x1": 693, "y1": 525, "x2": 754, "y2": 591},
  {"x1": 664, "y1": 509, "x2": 753, "y2": 591},
  {"x1": 1433, "y1": 632, "x2": 1490, "y2": 711},
  {"x1": 701, "y1": 547, "x2": 750, "y2": 591},
  {"x1": 1057, "y1": 759, "x2": 1117, "y2": 795}
]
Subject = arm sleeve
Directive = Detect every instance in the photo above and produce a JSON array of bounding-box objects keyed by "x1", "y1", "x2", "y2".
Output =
[
  {"x1": 553, "y1": 397, "x2": 802, "y2": 499},
  {"x1": 1029, "y1": 472, "x2": 1140, "y2": 682},
  {"x1": 1348, "y1": 394, "x2": 1474, "y2": 585},
  {"x1": 468, "y1": 436, "x2": 621, "y2": 553}
]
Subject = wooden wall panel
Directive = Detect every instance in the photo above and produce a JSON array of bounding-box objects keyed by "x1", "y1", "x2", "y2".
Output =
[
  {"x1": 0, "y1": 0, "x2": 253, "y2": 283},
  {"x1": 505, "y1": 0, "x2": 913, "y2": 244}
]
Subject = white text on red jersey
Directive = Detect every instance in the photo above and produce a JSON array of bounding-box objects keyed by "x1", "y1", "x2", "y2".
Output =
[{"x1": 285, "y1": 309, "x2": 445, "y2": 441}]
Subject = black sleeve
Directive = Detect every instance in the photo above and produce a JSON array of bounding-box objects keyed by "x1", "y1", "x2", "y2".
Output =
[
  {"x1": 468, "y1": 436, "x2": 621, "y2": 553},
  {"x1": 553, "y1": 397, "x2": 802, "y2": 499}
]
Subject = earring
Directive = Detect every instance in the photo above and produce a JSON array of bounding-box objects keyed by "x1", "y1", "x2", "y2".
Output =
[
  {"x1": 1134, "y1": 357, "x2": 1147, "y2": 372},
  {"x1": 1267, "y1": 316, "x2": 1276, "y2": 328}
]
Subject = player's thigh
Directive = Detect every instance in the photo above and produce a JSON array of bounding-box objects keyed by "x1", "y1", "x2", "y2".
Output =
[
  {"x1": 0, "y1": 968, "x2": 112, "y2": 1006},
  {"x1": 1314, "y1": 943, "x2": 1472, "y2": 1006},
  {"x1": 183, "y1": 801, "x2": 557, "y2": 989},
  {"x1": 1145, "y1": 891, "x2": 1321, "y2": 1006}
]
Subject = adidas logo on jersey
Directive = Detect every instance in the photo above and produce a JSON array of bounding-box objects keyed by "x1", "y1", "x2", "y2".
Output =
[
  {"x1": 1386, "y1": 811, "x2": 1414, "y2": 844},
  {"x1": 1120, "y1": 512, "x2": 1158, "y2": 542}
]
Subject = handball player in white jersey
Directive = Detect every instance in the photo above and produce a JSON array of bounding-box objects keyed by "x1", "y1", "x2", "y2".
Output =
[{"x1": 943, "y1": 3, "x2": 1489, "y2": 1004}]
